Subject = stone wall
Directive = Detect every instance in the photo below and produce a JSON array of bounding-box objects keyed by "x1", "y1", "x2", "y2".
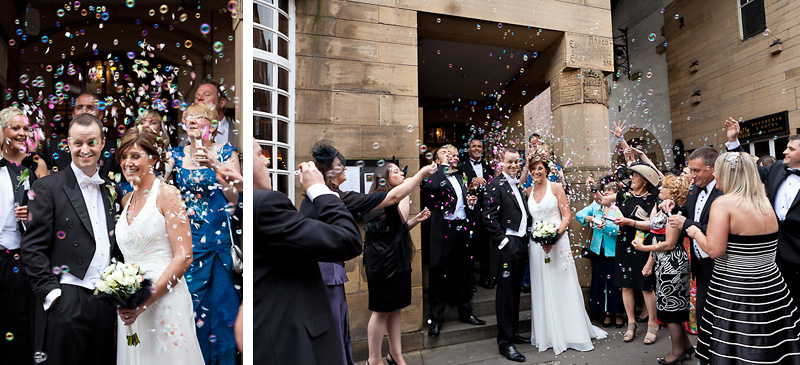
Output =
[{"x1": 665, "y1": 0, "x2": 800, "y2": 148}]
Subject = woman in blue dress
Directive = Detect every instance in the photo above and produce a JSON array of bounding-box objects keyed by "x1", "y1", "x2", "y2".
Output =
[{"x1": 169, "y1": 103, "x2": 241, "y2": 365}]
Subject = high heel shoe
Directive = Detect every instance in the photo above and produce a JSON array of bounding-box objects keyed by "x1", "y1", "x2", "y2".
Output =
[
  {"x1": 683, "y1": 346, "x2": 695, "y2": 358},
  {"x1": 657, "y1": 352, "x2": 687, "y2": 365},
  {"x1": 387, "y1": 353, "x2": 398, "y2": 365}
]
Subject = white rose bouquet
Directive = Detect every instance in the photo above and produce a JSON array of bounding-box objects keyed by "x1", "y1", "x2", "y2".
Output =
[
  {"x1": 530, "y1": 221, "x2": 559, "y2": 264},
  {"x1": 93, "y1": 260, "x2": 153, "y2": 346}
]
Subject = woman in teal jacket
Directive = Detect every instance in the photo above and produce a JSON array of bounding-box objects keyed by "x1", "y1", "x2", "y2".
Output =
[{"x1": 576, "y1": 178, "x2": 624, "y2": 328}]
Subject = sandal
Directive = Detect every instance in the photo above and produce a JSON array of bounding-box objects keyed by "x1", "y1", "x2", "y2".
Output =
[
  {"x1": 623, "y1": 323, "x2": 637, "y2": 342},
  {"x1": 643, "y1": 324, "x2": 658, "y2": 344}
]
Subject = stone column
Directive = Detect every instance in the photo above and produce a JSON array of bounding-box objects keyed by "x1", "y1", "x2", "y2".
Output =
[{"x1": 543, "y1": 33, "x2": 613, "y2": 289}]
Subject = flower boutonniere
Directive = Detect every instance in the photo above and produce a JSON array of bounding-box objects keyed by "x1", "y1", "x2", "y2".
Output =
[
  {"x1": 621, "y1": 191, "x2": 633, "y2": 203},
  {"x1": 15, "y1": 169, "x2": 30, "y2": 192},
  {"x1": 106, "y1": 184, "x2": 117, "y2": 214},
  {"x1": 461, "y1": 174, "x2": 468, "y2": 188}
]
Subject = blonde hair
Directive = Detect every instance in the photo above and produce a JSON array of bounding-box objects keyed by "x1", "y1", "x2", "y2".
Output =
[
  {"x1": 715, "y1": 152, "x2": 772, "y2": 215},
  {"x1": 0, "y1": 106, "x2": 24, "y2": 128},
  {"x1": 661, "y1": 174, "x2": 690, "y2": 206},
  {"x1": 183, "y1": 103, "x2": 219, "y2": 137},
  {"x1": 135, "y1": 109, "x2": 171, "y2": 149}
]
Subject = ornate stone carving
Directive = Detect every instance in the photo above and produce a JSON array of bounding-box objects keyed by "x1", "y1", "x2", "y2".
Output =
[{"x1": 550, "y1": 68, "x2": 609, "y2": 109}]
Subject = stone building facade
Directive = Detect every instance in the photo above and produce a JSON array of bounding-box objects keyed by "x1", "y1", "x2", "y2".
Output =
[
  {"x1": 259, "y1": 0, "x2": 617, "y2": 358},
  {"x1": 664, "y1": 0, "x2": 800, "y2": 156}
]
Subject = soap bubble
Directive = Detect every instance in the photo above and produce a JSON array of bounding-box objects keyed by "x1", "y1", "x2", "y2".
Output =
[
  {"x1": 372, "y1": 142, "x2": 380, "y2": 149},
  {"x1": 648, "y1": 33, "x2": 656, "y2": 42},
  {"x1": 200, "y1": 24, "x2": 210, "y2": 35},
  {"x1": 213, "y1": 41, "x2": 224, "y2": 52},
  {"x1": 407, "y1": 125, "x2": 414, "y2": 133}
]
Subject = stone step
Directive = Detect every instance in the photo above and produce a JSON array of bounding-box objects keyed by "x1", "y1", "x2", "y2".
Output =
[
  {"x1": 422, "y1": 286, "x2": 533, "y2": 323},
  {"x1": 352, "y1": 310, "x2": 532, "y2": 362}
]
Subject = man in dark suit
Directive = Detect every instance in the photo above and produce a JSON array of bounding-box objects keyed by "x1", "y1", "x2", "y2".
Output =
[
  {"x1": 21, "y1": 114, "x2": 122, "y2": 364},
  {"x1": 42, "y1": 92, "x2": 121, "y2": 181},
  {"x1": 666, "y1": 146, "x2": 721, "y2": 329},
  {"x1": 724, "y1": 118, "x2": 800, "y2": 303},
  {"x1": 253, "y1": 140, "x2": 363, "y2": 364},
  {"x1": 422, "y1": 144, "x2": 485, "y2": 338},
  {"x1": 483, "y1": 147, "x2": 531, "y2": 362},
  {"x1": 0, "y1": 107, "x2": 38, "y2": 364},
  {"x1": 458, "y1": 138, "x2": 494, "y2": 289}
]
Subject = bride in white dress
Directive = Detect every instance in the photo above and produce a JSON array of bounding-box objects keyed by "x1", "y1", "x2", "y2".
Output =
[
  {"x1": 526, "y1": 156, "x2": 607, "y2": 354},
  {"x1": 114, "y1": 128, "x2": 204, "y2": 364}
]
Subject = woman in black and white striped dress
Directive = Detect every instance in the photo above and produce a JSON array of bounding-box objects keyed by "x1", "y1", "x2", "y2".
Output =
[{"x1": 687, "y1": 152, "x2": 800, "y2": 364}]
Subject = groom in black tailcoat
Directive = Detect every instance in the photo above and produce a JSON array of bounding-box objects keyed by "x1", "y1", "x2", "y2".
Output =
[
  {"x1": 483, "y1": 147, "x2": 532, "y2": 362},
  {"x1": 252, "y1": 140, "x2": 363, "y2": 364},
  {"x1": 21, "y1": 114, "x2": 121, "y2": 364}
]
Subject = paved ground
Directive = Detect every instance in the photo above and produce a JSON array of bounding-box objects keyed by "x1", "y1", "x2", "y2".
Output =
[{"x1": 382, "y1": 325, "x2": 698, "y2": 365}]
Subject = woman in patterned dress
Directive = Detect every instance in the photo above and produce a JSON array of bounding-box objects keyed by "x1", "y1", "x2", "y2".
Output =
[{"x1": 632, "y1": 174, "x2": 693, "y2": 364}]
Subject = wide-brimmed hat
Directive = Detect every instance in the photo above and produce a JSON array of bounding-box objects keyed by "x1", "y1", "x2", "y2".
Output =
[{"x1": 628, "y1": 163, "x2": 660, "y2": 187}]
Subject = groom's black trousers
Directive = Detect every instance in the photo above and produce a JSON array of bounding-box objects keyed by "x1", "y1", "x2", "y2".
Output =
[
  {"x1": 42, "y1": 284, "x2": 115, "y2": 365},
  {"x1": 0, "y1": 248, "x2": 34, "y2": 365},
  {"x1": 496, "y1": 235, "x2": 527, "y2": 347}
]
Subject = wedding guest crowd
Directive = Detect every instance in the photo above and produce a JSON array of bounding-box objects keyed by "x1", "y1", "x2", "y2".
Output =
[{"x1": 2, "y1": 75, "x2": 242, "y2": 365}]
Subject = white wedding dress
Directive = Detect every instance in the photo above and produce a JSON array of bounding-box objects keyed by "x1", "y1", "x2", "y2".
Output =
[
  {"x1": 115, "y1": 179, "x2": 205, "y2": 364},
  {"x1": 528, "y1": 180, "x2": 607, "y2": 354}
]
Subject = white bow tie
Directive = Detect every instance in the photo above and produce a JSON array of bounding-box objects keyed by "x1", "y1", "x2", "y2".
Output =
[
  {"x1": 80, "y1": 176, "x2": 105, "y2": 187},
  {"x1": 507, "y1": 178, "x2": 520, "y2": 185}
]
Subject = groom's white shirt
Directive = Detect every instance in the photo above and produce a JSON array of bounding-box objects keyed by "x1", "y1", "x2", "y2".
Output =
[
  {"x1": 0, "y1": 165, "x2": 22, "y2": 250},
  {"x1": 43, "y1": 163, "x2": 112, "y2": 310}
]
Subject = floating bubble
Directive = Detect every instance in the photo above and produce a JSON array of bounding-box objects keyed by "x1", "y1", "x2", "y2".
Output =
[
  {"x1": 378, "y1": 178, "x2": 387, "y2": 186},
  {"x1": 19, "y1": 74, "x2": 29, "y2": 84},
  {"x1": 227, "y1": 1, "x2": 238, "y2": 12},
  {"x1": 533, "y1": 52, "x2": 538, "y2": 58},
  {"x1": 476, "y1": 24, "x2": 481, "y2": 30},
  {"x1": 372, "y1": 142, "x2": 380, "y2": 149},
  {"x1": 660, "y1": 8, "x2": 665, "y2": 13},
  {"x1": 648, "y1": 33, "x2": 656, "y2": 42},
  {"x1": 425, "y1": 152, "x2": 433, "y2": 160},
  {"x1": 125, "y1": 0, "x2": 134, "y2": 8},
  {"x1": 213, "y1": 41, "x2": 224, "y2": 52},
  {"x1": 185, "y1": 274, "x2": 192, "y2": 282},
  {"x1": 184, "y1": 40, "x2": 192, "y2": 48},
  {"x1": 377, "y1": 159, "x2": 385, "y2": 167},
  {"x1": 497, "y1": 23, "x2": 503, "y2": 28},
  {"x1": 12, "y1": 267, "x2": 17, "y2": 273},
  {"x1": 419, "y1": 145, "x2": 427, "y2": 153},
  {"x1": 148, "y1": 9, "x2": 155, "y2": 16},
  {"x1": 414, "y1": 139, "x2": 422, "y2": 146},
  {"x1": 159, "y1": 4, "x2": 168, "y2": 14},
  {"x1": 436, "y1": 18, "x2": 441, "y2": 23},
  {"x1": 142, "y1": 30, "x2": 147, "y2": 37},
  {"x1": 648, "y1": 89, "x2": 654, "y2": 95},
  {"x1": 646, "y1": 71, "x2": 653, "y2": 78},
  {"x1": 406, "y1": 125, "x2": 414, "y2": 133},
  {"x1": 356, "y1": 160, "x2": 366, "y2": 168},
  {"x1": 13, "y1": 254, "x2": 20, "y2": 260},
  {"x1": 763, "y1": 29, "x2": 770, "y2": 37},
  {"x1": 34, "y1": 352, "x2": 48, "y2": 363},
  {"x1": 200, "y1": 24, "x2": 210, "y2": 35},
  {"x1": 103, "y1": 151, "x2": 110, "y2": 158},
  {"x1": 209, "y1": 335, "x2": 217, "y2": 342},
  {"x1": 56, "y1": 9, "x2": 65, "y2": 17},
  {"x1": 674, "y1": 14, "x2": 680, "y2": 20},
  {"x1": 5, "y1": 332, "x2": 13, "y2": 341},
  {"x1": 8, "y1": 39, "x2": 15, "y2": 46}
]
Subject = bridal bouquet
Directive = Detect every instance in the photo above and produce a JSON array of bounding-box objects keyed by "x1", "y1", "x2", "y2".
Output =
[
  {"x1": 94, "y1": 260, "x2": 152, "y2": 346},
  {"x1": 531, "y1": 221, "x2": 559, "y2": 264}
]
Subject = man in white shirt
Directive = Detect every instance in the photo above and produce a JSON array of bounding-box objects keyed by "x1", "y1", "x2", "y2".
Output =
[
  {"x1": 21, "y1": 114, "x2": 121, "y2": 364},
  {"x1": 723, "y1": 118, "x2": 800, "y2": 304},
  {"x1": 421, "y1": 145, "x2": 484, "y2": 338},
  {"x1": 458, "y1": 139, "x2": 494, "y2": 288},
  {"x1": 483, "y1": 147, "x2": 532, "y2": 362},
  {"x1": 666, "y1": 147, "x2": 721, "y2": 332}
]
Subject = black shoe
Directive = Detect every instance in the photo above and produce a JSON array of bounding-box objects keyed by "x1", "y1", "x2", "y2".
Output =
[
  {"x1": 512, "y1": 334, "x2": 530, "y2": 344},
  {"x1": 614, "y1": 315, "x2": 626, "y2": 328},
  {"x1": 479, "y1": 278, "x2": 494, "y2": 289},
  {"x1": 428, "y1": 323, "x2": 441, "y2": 337},
  {"x1": 636, "y1": 314, "x2": 649, "y2": 323},
  {"x1": 657, "y1": 352, "x2": 687, "y2": 365},
  {"x1": 499, "y1": 345, "x2": 526, "y2": 362},
  {"x1": 386, "y1": 353, "x2": 398, "y2": 365},
  {"x1": 603, "y1": 315, "x2": 613, "y2": 328},
  {"x1": 460, "y1": 315, "x2": 486, "y2": 326},
  {"x1": 683, "y1": 346, "x2": 695, "y2": 358}
]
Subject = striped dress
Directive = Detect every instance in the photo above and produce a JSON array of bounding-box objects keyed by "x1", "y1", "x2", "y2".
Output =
[{"x1": 696, "y1": 232, "x2": 800, "y2": 364}]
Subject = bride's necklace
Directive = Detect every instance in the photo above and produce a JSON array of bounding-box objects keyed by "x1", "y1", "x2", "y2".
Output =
[{"x1": 128, "y1": 187, "x2": 151, "y2": 214}]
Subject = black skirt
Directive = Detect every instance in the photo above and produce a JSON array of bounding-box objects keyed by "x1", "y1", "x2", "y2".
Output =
[{"x1": 368, "y1": 271, "x2": 411, "y2": 312}]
